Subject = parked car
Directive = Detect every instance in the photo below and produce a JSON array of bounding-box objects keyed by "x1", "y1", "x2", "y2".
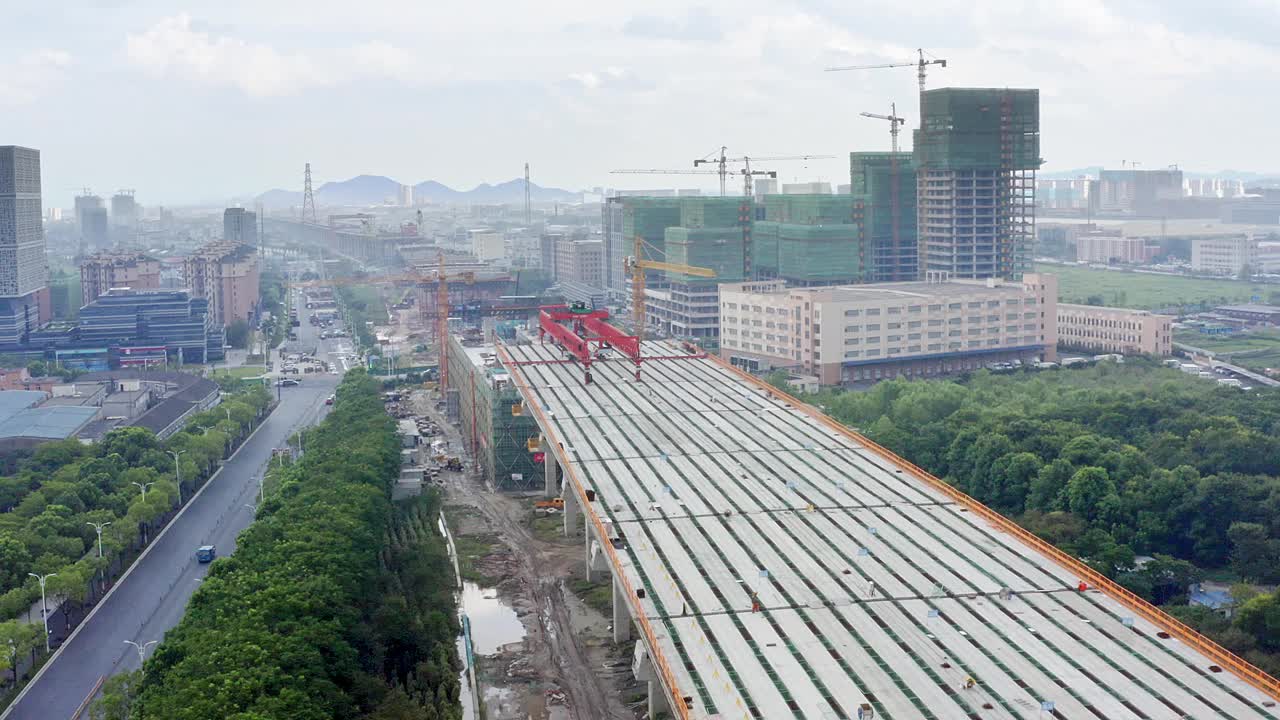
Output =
[
  {"x1": 276, "y1": 378, "x2": 301, "y2": 387},
  {"x1": 325, "y1": 395, "x2": 335, "y2": 405},
  {"x1": 196, "y1": 545, "x2": 216, "y2": 563}
]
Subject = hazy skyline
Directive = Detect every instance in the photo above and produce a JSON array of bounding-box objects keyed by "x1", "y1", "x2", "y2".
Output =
[{"x1": 6, "y1": 0, "x2": 1280, "y2": 207}]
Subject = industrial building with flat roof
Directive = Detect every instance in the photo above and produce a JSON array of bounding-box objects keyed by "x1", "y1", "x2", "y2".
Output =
[
  {"x1": 720, "y1": 273, "x2": 1057, "y2": 385},
  {"x1": 1057, "y1": 304, "x2": 1174, "y2": 357}
]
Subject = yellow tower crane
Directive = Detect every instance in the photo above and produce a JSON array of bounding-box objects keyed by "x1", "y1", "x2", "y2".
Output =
[{"x1": 624, "y1": 235, "x2": 715, "y2": 343}]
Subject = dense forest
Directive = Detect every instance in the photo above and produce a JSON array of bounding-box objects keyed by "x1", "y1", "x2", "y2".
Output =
[
  {"x1": 97, "y1": 371, "x2": 462, "y2": 720},
  {"x1": 792, "y1": 360, "x2": 1280, "y2": 674}
]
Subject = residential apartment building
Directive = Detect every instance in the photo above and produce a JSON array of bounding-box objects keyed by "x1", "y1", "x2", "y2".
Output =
[
  {"x1": 1057, "y1": 304, "x2": 1172, "y2": 356},
  {"x1": 720, "y1": 273, "x2": 1058, "y2": 385},
  {"x1": 223, "y1": 207, "x2": 257, "y2": 245},
  {"x1": 1191, "y1": 235, "x2": 1257, "y2": 276},
  {"x1": 470, "y1": 231, "x2": 505, "y2": 262},
  {"x1": 182, "y1": 240, "x2": 260, "y2": 327},
  {"x1": 1075, "y1": 234, "x2": 1159, "y2": 264},
  {"x1": 80, "y1": 251, "x2": 161, "y2": 304},
  {"x1": 553, "y1": 238, "x2": 604, "y2": 287},
  {"x1": 0, "y1": 146, "x2": 48, "y2": 347},
  {"x1": 915, "y1": 88, "x2": 1040, "y2": 280}
]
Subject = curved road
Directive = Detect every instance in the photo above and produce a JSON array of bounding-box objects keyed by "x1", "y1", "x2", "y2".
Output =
[{"x1": 3, "y1": 299, "x2": 347, "y2": 720}]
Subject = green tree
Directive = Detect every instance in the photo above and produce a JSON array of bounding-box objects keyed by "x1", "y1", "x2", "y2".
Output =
[
  {"x1": 1228, "y1": 522, "x2": 1280, "y2": 583},
  {"x1": 1066, "y1": 467, "x2": 1115, "y2": 519},
  {"x1": 226, "y1": 319, "x2": 250, "y2": 349},
  {"x1": 1236, "y1": 590, "x2": 1280, "y2": 652},
  {"x1": 90, "y1": 669, "x2": 142, "y2": 720}
]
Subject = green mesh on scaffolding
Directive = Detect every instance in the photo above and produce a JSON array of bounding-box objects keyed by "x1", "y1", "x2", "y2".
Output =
[
  {"x1": 912, "y1": 88, "x2": 1040, "y2": 170},
  {"x1": 680, "y1": 196, "x2": 753, "y2": 229},
  {"x1": 753, "y1": 221, "x2": 780, "y2": 275},
  {"x1": 851, "y1": 152, "x2": 918, "y2": 281},
  {"x1": 665, "y1": 226, "x2": 746, "y2": 284},
  {"x1": 620, "y1": 197, "x2": 682, "y2": 266},
  {"x1": 777, "y1": 223, "x2": 866, "y2": 283},
  {"x1": 446, "y1": 336, "x2": 542, "y2": 491},
  {"x1": 762, "y1": 194, "x2": 856, "y2": 224}
]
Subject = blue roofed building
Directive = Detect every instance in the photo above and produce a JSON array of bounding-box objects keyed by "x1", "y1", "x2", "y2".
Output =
[
  {"x1": 0, "y1": 389, "x2": 99, "y2": 451},
  {"x1": 1188, "y1": 582, "x2": 1236, "y2": 618}
]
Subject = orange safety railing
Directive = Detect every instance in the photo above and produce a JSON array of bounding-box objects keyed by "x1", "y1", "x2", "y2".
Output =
[
  {"x1": 708, "y1": 353, "x2": 1280, "y2": 704},
  {"x1": 496, "y1": 343, "x2": 695, "y2": 719}
]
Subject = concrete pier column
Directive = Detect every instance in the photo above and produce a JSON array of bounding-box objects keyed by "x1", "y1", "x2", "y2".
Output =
[
  {"x1": 585, "y1": 533, "x2": 596, "y2": 583},
  {"x1": 648, "y1": 679, "x2": 671, "y2": 719},
  {"x1": 562, "y1": 485, "x2": 579, "y2": 537},
  {"x1": 613, "y1": 574, "x2": 632, "y2": 643},
  {"x1": 544, "y1": 450, "x2": 559, "y2": 498}
]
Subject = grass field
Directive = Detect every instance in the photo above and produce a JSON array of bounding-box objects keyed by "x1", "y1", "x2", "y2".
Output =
[
  {"x1": 211, "y1": 366, "x2": 269, "y2": 380},
  {"x1": 1038, "y1": 263, "x2": 1276, "y2": 311},
  {"x1": 1174, "y1": 328, "x2": 1280, "y2": 371}
]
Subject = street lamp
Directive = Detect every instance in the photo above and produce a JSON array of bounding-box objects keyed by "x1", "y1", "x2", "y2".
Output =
[
  {"x1": 28, "y1": 572, "x2": 56, "y2": 653},
  {"x1": 167, "y1": 450, "x2": 187, "y2": 502},
  {"x1": 131, "y1": 481, "x2": 156, "y2": 501},
  {"x1": 245, "y1": 502, "x2": 257, "y2": 514},
  {"x1": 86, "y1": 521, "x2": 111, "y2": 558},
  {"x1": 123, "y1": 639, "x2": 157, "y2": 666}
]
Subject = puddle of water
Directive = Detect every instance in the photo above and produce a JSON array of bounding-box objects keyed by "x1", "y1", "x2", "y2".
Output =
[{"x1": 462, "y1": 582, "x2": 525, "y2": 655}]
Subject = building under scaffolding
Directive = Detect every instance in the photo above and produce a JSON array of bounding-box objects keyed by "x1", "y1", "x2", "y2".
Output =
[
  {"x1": 758, "y1": 194, "x2": 867, "y2": 286},
  {"x1": 851, "y1": 152, "x2": 918, "y2": 281},
  {"x1": 914, "y1": 87, "x2": 1040, "y2": 280},
  {"x1": 445, "y1": 333, "x2": 541, "y2": 491}
]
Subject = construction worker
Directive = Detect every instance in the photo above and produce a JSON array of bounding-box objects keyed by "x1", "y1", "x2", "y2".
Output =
[
  {"x1": 750, "y1": 592, "x2": 761, "y2": 613},
  {"x1": 964, "y1": 676, "x2": 976, "y2": 690}
]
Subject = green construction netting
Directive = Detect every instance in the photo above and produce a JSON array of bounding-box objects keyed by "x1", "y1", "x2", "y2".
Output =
[
  {"x1": 753, "y1": 221, "x2": 780, "y2": 275},
  {"x1": 763, "y1": 194, "x2": 856, "y2": 225},
  {"x1": 913, "y1": 88, "x2": 1040, "y2": 170},
  {"x1": 777, "y1": 223, "x2": 866, "y2": 283},
  {"x1": 680, "y1": 196, "x2": 753, "y2": 229},
  {"x1": 665, "y1": 226, "x2": 746, "y2": 284}
]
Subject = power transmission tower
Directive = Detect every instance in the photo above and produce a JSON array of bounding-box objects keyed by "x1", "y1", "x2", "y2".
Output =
[
  {"x1": 524, "y1": 162, "x2": 532, "y2": 225},
  {"x1": 302, "y1": 163, "x2": 317, "y2": 223}
]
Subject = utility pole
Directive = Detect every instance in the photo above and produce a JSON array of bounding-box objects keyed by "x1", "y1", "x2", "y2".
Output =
[
  {"x1": 167, "y1": 450, "x2": 187, "y2": 502},
  {"x1": 123, "y1": 639, "x2": 157, "y2": 667},
  {"x1": 28, "y1": 573, "x2": 56, "y2": 652},
  {"x1": 86, "y1": 521, "x2": 111, "y2": 558}
]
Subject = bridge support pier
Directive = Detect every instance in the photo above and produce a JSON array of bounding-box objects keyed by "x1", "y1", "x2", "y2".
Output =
[
  {"x1": 612, "y1": 574, "x2": 632, "y2": 643},
  {"x1": 647, "y1": 680, "x2": 670, "y2": 719},
  {"x1": 544, "y1": 450, "x2": 558, "y2": 498},
  {"x1": 586, "y1": 536, "x2": 610, "y2": 583},
  {"x1": 562, "y1": 484, "x2": 579, "y2": 537}
]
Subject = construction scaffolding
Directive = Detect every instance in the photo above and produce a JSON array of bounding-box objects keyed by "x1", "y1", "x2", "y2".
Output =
[
  {"x1": 621, "y1": 197, "x2": 683, "y2": 271},
  {"x1": 851, "y1": 152, "x2": 918, "y2": 281},
  {"x1": 446, "y1": 334, "x2": 541, "y2": 491},
  {"x1": 664, "y1": 227, "x2": 744, "y2": 283},
  {"x1": 762, "y1": 194, "x2": 854, "y2": 225},
  {"x1": 913, "y1": 87, "x2": 1040, "y2": 280},
  {"x1": 777, "y1": 223, "x2": 867, "y2": 284}
]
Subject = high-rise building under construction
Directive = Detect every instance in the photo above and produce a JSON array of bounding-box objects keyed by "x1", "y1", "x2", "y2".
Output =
[
  {"x1": 914, "y1": 88, "x2": 1040, "y2": 279},
  {"x1": 850, "y1": 152, "x2": 917, "y2": 281}
]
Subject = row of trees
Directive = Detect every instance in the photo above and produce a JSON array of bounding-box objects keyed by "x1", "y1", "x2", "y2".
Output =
[
  {"x1": 797, "y1": 360, "x2": 1280, "y2": 672},
  {"x1": 98, "y1": 371, "x2": 461, "y2": 720},
  {"x1": 0, "y1": 385, "x2": 273, "y2": 622}
]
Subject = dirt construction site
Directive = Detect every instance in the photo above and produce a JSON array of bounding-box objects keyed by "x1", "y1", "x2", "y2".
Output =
[{"x1": 408, "y1": 388, "x2": 649, "y2": 720}]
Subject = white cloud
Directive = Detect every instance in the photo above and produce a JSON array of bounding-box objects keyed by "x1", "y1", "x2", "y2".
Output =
[
  {"x1": 0, "y1": 49, "x2": 73, "y2": 106},
  {"x1": 124, "y1": 14, "x2": 425, "y2": 96}
]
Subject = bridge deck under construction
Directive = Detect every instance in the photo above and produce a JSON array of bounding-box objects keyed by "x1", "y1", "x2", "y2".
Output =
[{"x1": 502, "y1": 340, "x2": 1280, "y2": 720}]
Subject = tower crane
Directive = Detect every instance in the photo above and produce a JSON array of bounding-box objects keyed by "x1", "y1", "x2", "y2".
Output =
[
  {"x1": 625, "y1": 235, "x2": 715, "y2": 344},
  {"x1": 860, "y1": 103, "x2": 908, "y2": 280},
  {"x1": 824, "y1": 48, "x2": 948, "y2": 95}
]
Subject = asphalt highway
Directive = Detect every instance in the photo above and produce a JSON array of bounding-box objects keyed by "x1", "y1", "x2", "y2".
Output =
[{"x1": 2, "y1": 299, "x2": 348, "y2": 720}]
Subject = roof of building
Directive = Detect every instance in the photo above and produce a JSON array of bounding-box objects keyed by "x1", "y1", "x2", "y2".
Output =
[
  {"x1": 1190, "y1": 588, "x2": 1235, "y2": 611},
  {"x1": 1216, "y1": 304, "x2": 1280, "y2": 315},
  {"x1": 129, "y1": 378, "x2": 218, "y2": 436},
  {"x1": 0, "y1": 390, "x2": 47, "y2": 414},
  {"x1": 0, "y1": 406, "x2": 99, "y2": 441},
  {"x1": 731, "y1": 279, "x2": 1033, "y2": 303}
]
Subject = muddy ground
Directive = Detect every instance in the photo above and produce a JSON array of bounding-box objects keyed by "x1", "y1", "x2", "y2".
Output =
[{"x1": 410, "y1": 389, "x2": 648, "y2": 720}]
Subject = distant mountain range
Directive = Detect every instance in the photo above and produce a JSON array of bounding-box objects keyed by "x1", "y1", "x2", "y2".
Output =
[{"x1": 254, "y1": 175, "x2": 580, "y2": 208}]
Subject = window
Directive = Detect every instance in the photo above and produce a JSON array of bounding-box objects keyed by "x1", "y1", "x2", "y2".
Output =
[
  {"x1": 866, "y1": 336, "x2": 881, "y2": 345},
  {"x1": 988, "y1": 300, "x2": 1000, "y2": 308},
  {"x1": 845, "y1": 350, "x2": 861, "y2": 358},
  {"x1": 949, "y1": 302, "x2": 962, "y2": 309},
  {"x1": 987, "y1": 315, "x2": 999, "y2": 322},
  {"x1": 928, "y1": 319, "x2": 943, "y2": 327},
  {"x1": 844, "y1": 337, "x2": 860, "y2": 345},
  {"x1": 949, "y1": 329, "x2": 962, "y2": 337},
  {"x1": 968, "y1": 327, "x2": 981, "y2": 336},
  {"x1": 867, "y1": 308, "x2": 881, "y2": 316},
  {"x1": 866, "y1": 323, "x2": 880, "y2": 331},
  {"x1": 949, "y1": 317, "x2": 962, "y2": 325},
  {"x1": 929, "y1": 304, "x2": 942, "y2": 311},
  {"x1": 844, "y1": 309, "x2": 861, "y2": 317},
  {"x1": 908, "y1": 332, "x2": 921, "y2": 340},
  {"x1": 1006, "y1": 325, "x2": 1018, "y2": 333},
  {"x1": 909, "y1": 305, "x2": 922, "y2": 313},
  {"x1": 908, "y1": 320, "x2": 922, "y2": 329},
  {"x1": 845, "y1": 325, "x2": 861, "y2": 332},
  {"x1": 887, "y1": 322, "x2": 902, "y2": 330},
  {"x1": 888, "y1": 306, "x2": 901, "y2": 315},
  {"x1": 866, "y1": 349, "x2": 881, "y2": 357},
  {"x1": 968, "y1": 301, "x2": 982, "y2": 309},
  {"x1": 928, "y1": 343, "x2": 942, "y2": 351},
  {"x1": 887, "y1": 334, "x2": 902, "y2": 342},
  {"x1": 928, "y1": 331, "x2": 942, "y2": 339}
]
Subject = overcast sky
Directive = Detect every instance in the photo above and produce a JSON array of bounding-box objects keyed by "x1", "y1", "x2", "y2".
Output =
[{"x1": 5, "y1": 0, "x2": 1279, "y2": 207}]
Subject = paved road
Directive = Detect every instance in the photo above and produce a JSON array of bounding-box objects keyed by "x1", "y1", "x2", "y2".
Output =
[{"x1": 2, "y1": 300, "x2": 348, "y2": 720}]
